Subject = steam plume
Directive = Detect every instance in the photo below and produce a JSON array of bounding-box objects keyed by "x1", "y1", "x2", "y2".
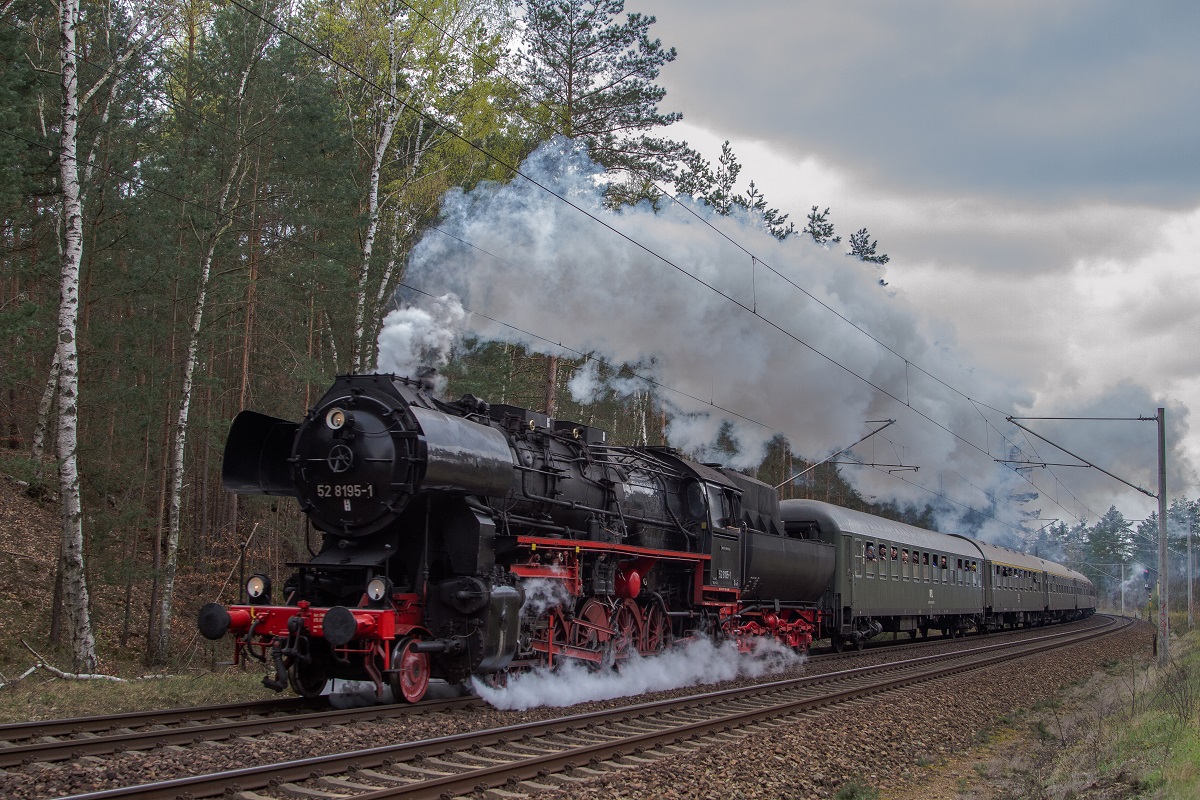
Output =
[
  {"x1": 380, "y1": 137, "x2": 1194, "y2": 539},
  {"x1": 471, "y1": 636, "x2": 802, "y2": 711}
]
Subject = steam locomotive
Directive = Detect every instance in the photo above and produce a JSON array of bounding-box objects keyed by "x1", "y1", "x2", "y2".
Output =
[
  {"x1": 198, "y1": 373, "x2": 1094, "y2": 702},
  {"x1": 199, "y1": 373, "x2": 833, "y2": 701}
]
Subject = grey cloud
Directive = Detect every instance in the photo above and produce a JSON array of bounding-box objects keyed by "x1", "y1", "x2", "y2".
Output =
[
  {"x1": 642, "y1": 0, "x2": 1200, "y2": 206},
  {"x1": 875, "y1": 201, "x2": 1167, "y2": 278}
]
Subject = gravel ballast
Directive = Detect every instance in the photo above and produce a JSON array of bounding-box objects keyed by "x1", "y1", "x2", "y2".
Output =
[{"x1": 0, "y1": 620, "x2": 1148, "y2": 800}]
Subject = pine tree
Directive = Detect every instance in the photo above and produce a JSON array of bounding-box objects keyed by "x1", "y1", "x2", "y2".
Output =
[
  {"x1": 1085, "y1": 506, "x2": 1134, "y2": 599},
  {"x1": 803, "y1": 206, "x2": 840, "y2": 246},
  {"x1": 741, "y1": 181, "x2": 795, "y2": 240},
  {"x1": 516, "y1": 0, "x2": 688, "y2": 188},
  {"x1": 677, "y1": 140, "x2": 794, "y2": 240},
  {"x1": 847, "y1": 227, "x2": 889, "y2": 264}
]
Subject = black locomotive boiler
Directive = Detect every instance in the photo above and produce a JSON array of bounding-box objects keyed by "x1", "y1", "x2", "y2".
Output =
[{"x1": 199, "y1": 373, "x2": 835, "y2": 701}]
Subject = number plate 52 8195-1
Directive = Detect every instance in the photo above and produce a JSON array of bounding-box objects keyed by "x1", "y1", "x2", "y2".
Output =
[{"x1": 316, "y1": 484, "x2": 375, "y2": 499}]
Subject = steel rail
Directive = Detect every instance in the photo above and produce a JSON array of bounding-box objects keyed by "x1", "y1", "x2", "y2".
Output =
[
  {"x1": 0, "y1": 697, "x2": 316, "y2": 742},
  {"x1": 0, "y1": 693, "x2": 480, "y2": 768}
]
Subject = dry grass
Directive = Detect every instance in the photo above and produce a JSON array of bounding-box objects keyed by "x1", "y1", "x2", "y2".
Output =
[{"x1": 0, "y1": 668, "x2": 269, "y2": 724}]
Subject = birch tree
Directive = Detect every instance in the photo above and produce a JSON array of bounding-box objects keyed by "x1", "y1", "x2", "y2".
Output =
[
  {"x1": 153, "y1": 0, "x2": 280, "y2": 664},
  {"x1": 31, "y1": 0, "x2": 167, "y2": 473},
  {"x1": 55, "y1": 0, "x2": 97, "y2": 673},
  {"x1": 309, "y1": 0, "x2": 512, "y2": 371},
  {"x1": 346, "y1": 10, "x2": 406, "y2": 372}
]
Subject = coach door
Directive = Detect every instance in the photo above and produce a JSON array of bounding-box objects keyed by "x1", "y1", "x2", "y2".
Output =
[{"x1": 844, "y1": 535, "x2": 858, "y2": 609}]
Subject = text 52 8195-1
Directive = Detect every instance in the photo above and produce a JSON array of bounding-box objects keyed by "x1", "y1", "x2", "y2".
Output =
[{"x1": 316, "y1": 484, "x2": 375, "y2": 499}]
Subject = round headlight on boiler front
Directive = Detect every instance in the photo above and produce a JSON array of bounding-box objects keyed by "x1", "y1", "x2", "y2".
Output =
[
  {"x1": 366, "y1": 576, "x2": 392, "y2": 606},
  {"x1": 246, "y1": 573, "x2": 272, "y2": 604},
  {"x1": 325, "y1": 408, "x2": 347, "y2": 430}
]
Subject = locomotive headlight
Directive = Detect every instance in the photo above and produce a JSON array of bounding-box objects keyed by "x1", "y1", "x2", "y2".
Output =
[
  {"x1": 246, "y1": 573, "x2": 272, "y2": 605},
  {"x1": 366, "y1": 576, "x2": 392, "y2": 607},
  {"x1": 326, "y1": 408, "x2": 347, "y2": 430}
]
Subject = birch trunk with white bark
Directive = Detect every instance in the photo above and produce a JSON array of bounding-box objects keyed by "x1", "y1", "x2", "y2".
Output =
[
  {"x1": 351, "y1": 23, "x2": 403, "y2": 372},
  {"x1": 31, "y1": 350, "x2": 60, "y2": 470},
  {"x1": 153, "y1": 15, "x2": 273, "y2": 663},
  {"x1": 56, "y1": 0, "x2": 97, "y2": 673}
]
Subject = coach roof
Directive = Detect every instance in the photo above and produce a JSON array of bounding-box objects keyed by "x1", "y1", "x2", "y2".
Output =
[
  {"x1": 958, "y1": 537, "x2": 1090, "y2": 582},
  {"x1": 780, "y1": 499, "x2": 983, "y2": 559}
]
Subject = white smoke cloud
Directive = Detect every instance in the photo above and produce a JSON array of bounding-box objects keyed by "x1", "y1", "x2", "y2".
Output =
[
  {"x1": 375, "y1": 293, "x2": 467, "y2": 389},
  {"x1": 519, "y1": 577, "x2": 571, "y2": 618},
  {"x1": 400, "y1": 137, "x2": 1194, "y2": 537},
  {"x1": 567, "y1": 358, "x2": 603, "y2": 404},
  {"x1": 471, "y1": 635, "x2": 802, "y2": 711}
]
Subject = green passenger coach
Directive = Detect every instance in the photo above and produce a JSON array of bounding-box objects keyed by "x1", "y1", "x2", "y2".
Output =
[
  {"x1": 781, "y1": 499, "x2": 987, "y2": 649},
  {"x1": 779, "y1": 499, "x2": 1094, "y2": 651}
]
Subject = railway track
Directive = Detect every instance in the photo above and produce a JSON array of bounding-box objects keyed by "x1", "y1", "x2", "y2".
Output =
[
  {"x1": 0, "y1": 692, "x2": 478, "y2": 768},
  {"x1": 53, "y1": 614, "x2": 1129, "y2": 800}
]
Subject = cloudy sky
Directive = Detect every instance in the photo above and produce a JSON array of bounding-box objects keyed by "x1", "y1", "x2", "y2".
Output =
[{"x1": 630, "y1": 0, "x2": 1200, "y2": 520}]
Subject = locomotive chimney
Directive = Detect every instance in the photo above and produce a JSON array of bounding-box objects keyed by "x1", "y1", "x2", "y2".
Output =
[{"x1": 416, "y1": 366, "x2": 438, "y2": 393}]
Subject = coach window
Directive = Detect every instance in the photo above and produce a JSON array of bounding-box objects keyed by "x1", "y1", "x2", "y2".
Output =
[
  {"x1": 854, "y1": 538, "x2": 864, "y2": 578},
  {"x1": 932, "y1": 553, "x2": 939, "y2": 584},
  {"x1": 864, "y1": 541, "x2": 876, "y2": 577}
]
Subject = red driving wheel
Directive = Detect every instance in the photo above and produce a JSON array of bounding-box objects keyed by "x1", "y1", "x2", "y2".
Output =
[{"x1": 389, "y1": 636, "x2": 430, "y2": 703}]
